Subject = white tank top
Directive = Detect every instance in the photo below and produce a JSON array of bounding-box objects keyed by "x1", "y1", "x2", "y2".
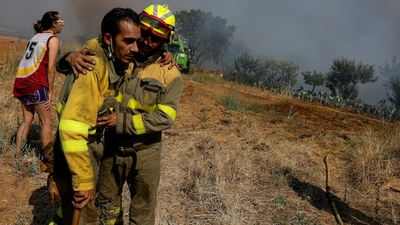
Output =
[{"x1": 16, "y1": 32, "x2": 53, "y2": 78}]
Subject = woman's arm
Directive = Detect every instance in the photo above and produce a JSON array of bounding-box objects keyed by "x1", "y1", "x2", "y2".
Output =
[{"x1": 47, "y1": 36, "x2": 61, "y2": 109}]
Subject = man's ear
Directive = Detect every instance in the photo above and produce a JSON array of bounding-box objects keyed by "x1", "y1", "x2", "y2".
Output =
[{"x1": 103, "y1": 33, "x2": 112, "y2": 46}]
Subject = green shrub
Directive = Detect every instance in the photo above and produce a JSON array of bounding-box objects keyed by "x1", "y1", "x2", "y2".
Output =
[
  {"x1": 275, "y1": 195, "x2": 287, "y2": 209},
  {"x1": 219, "y1": 90, "x2": 266, "y2": 113},
  {"x1": 219, "y1": 94, "x2": 243, "y2": 111}
]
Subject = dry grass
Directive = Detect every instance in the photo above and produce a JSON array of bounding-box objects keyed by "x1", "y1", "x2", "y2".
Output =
[
  {"x1": 346, "y1": 126, "x2": 400, "y2": 188},
  {"x1": 155, "y1": 78, "x2": 400, "y2": 224},
  {"x1": 0, "y1": 51, "x2": 22, "y2": 77},
  {"x1": 0, "y1": 50, "x2": 23, "y2": 145},
  {"x1": 344, "y1": 126, "x2": 400, "y2": 223}
]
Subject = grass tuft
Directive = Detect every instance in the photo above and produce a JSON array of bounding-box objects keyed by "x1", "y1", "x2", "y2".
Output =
[
  {"x1": 290, "y1": 211, "x2": 316, "y2": 225},
  {"x1": 219, "y1": 94, "x2": 243, "y2": 111},
  {"x1": 218, "y1": 89, "x2": 265, "y2": 113},
  {"x1": 346, "y1": 126, "x2": 400, "y2": 188},
  {"x1": 14, "y1": 150, "x2": 41, "y2": 177}
]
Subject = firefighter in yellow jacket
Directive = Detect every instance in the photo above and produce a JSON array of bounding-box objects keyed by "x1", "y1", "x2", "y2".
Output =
[
  {"x1": 95, "y1": 5, "x2": 183, "y2": 224},
  {"x1": 51, "y1": 8, "x2": 141, "y2": 225}
]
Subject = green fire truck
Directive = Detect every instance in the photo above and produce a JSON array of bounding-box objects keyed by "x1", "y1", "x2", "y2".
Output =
[{"x1": 168, "y1": 35, "x2": 191, "y2": 74}]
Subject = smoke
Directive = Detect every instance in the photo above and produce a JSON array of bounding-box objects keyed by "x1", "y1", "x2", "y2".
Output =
[{"x1": 1, "y1": 0, "x2": 399, "y2": 103}]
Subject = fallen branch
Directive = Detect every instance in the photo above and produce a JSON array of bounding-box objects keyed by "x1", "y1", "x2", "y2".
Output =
[{"x1": 324, "y1": 153, "x2": 344, "y2": 225}]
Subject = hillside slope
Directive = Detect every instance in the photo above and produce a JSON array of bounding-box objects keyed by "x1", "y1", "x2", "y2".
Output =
[
  {"x1": 156, "y1": 78, "x2": 399, "y2": 225},
  {"x1": 0, "y1": 37, "x2": 399, "y2": 225}
]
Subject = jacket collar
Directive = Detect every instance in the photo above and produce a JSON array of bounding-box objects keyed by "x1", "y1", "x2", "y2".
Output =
[{"x1": 135, "y1": 51, "x2": 162, "y2": 69}]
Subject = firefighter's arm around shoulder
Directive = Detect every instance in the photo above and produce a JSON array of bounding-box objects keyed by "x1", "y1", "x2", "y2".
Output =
[
  {"x1": 56, "y1": 42, "x2": 97, "y2": 75},
  {"x1": 116, "y1": 68, "x2": 183, "y2": 135},
  {"x1": 58, "y1": 57, "x2": 107, "y2": 191}
]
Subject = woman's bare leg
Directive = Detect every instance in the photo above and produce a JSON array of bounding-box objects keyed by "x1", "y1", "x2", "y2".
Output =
[
  {"x1": 34, "y1": 103, "x2": 52, "y2": 153},
  {"x1": 16, "y1": 103, "x2": 35, "y2": 154}
]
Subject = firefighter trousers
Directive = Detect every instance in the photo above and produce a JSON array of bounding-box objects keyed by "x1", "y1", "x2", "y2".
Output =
[
  {"x1": 50, "y1": 135, "x2": 103, "y2": 225},
  {"x1": 96, "y1": 142, "x2": 161, "y2": 225}
]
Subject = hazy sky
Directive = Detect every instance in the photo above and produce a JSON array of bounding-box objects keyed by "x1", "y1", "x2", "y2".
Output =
[{"x1": 1, "y1": 0, "x2": 399, "y2": 103}]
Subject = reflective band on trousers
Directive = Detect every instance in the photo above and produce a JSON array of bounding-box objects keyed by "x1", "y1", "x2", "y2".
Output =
[
  {"x1": 108, "y1": 207, "x2": 121, "y2": 215},
  {"x1": 105, "y1": 207, "x2": 121, "y2": 225},
  {"x1": 48, "y1": 205, "x2": 63, "y2": 225},
  {"x1": 133, "y1": 114, "x2": 146, "y2": 134},
  {"x1": 106, "y1": 219, "x2": 117, "y2": 225},
  {"x1": 56, "y1": 102, "x2": 63, "y2": 115},
  {"x1": 57, "y1": 206, "x2": 63, "y2": 217}
]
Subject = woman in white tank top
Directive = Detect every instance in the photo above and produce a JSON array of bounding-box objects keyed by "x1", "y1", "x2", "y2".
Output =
[{"x1": 13, "y1": 11, "x2": 64, "y2": 161}]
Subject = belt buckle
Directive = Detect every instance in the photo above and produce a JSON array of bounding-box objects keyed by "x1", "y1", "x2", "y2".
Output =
[{"x1": 118, "y1": 146, "x2": 126, "y2": 156}]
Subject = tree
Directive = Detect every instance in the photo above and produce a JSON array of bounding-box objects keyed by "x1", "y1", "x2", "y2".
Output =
[
  {"x1": 258, "y1": 58, "x2": 299, "y2": 91},
  {"x1": 175, "y1": 9, "x2": 235, "y2": 67},
  {"x1": 325, "y1": 57, "x2": 376, "y2": 100},
  {"x1": 379, "y1": 55, "x2": 400, "y2": 80},
  {"x1": 232, "y1": 54, "x2": 299, "y2": 91},
  {"x1": 388, "y1": 76, "x2": 400, "y2": 110},
  {"x1": 380, "y1": 56, "x2": 400, "y2": 109},
  {"x1": 233, "y1": 53, "x2": 259, "y2": 84},
  {"x1": 302, "y1": 70, "x2": 326, "y2": 93}
]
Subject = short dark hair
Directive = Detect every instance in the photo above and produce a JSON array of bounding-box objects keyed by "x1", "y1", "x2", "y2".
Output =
[
  {"x1": 33, "y1": 11, "x2": 59, "y2": 33},
  {"x1": 101, "y1": 8, "x2": 139, "y2": 38}
]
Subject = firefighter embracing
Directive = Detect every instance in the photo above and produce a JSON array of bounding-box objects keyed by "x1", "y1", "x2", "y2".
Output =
[{"x1": 44, "y1": 4, "x2": 183, "y2": 225}]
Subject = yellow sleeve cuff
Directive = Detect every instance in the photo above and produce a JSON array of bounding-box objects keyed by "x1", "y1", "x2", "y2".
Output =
[{"x1": 71, "y1": 175, "x2": 94, "y2": 191}]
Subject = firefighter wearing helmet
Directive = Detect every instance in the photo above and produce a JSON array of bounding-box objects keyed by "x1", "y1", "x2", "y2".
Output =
[
  {"x1": 95, "y1": 4, "x2": 183, "y2": 225},
  {"x1": 139, "y1": 4, "x2": 175, "y2": 40}
]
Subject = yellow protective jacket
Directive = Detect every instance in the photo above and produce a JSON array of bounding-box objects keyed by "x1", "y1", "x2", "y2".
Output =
[
  {"x1": 115, "y1": 53, "x2": 183, "y2": 145},
  {"x1": 58, "y1": 38, "x2": 133, "y2": 191}
]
